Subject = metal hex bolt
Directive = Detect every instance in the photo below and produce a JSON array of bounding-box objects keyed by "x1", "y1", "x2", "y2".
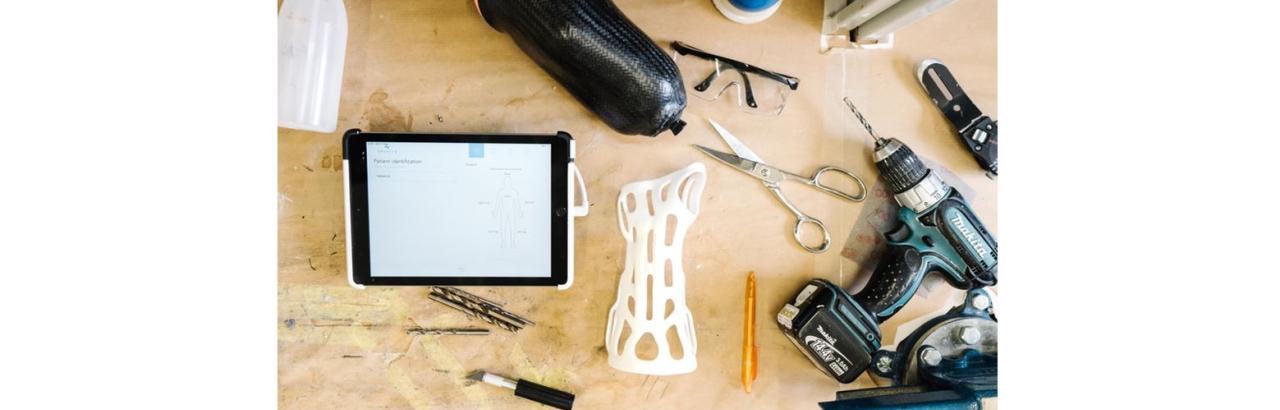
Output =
[
  {"x1": 876, "y1": 356, "x2": 893, "y2": 373},
  {"x1": 919, "y1": 347, "x2": 942, "y2": 367},
  {"x1": 954, "y1": 326, "x2": 982, "y2": 345},
  {"x1": 971, "y1": 294, "x2": 991, "y2": 310}
]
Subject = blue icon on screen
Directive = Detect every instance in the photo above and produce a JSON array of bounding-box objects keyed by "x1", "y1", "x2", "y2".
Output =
[{"x1": 469, "y1": 143, "x2": 485, "y2": 158}]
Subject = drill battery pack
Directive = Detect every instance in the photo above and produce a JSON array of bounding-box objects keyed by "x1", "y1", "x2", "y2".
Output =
[{"x1": 777, "y1": 279, "x2": 881, "y2": 383}]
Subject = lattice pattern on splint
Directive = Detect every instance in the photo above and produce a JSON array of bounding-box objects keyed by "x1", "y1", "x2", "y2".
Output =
[{"x1": 605, "y1": 163, "x2": 706, "y2": 375}]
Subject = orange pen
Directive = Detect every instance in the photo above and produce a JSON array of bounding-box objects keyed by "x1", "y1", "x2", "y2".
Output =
[{"x1": 742, "y1": 271, "x2": 758, "y2": 393}]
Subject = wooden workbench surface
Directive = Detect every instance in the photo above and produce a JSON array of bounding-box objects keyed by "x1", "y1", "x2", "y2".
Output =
[{"x1": 278, "y1": 0, "x2": 996, "y2": 408}]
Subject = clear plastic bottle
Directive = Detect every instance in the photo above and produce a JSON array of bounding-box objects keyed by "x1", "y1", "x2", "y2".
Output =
[{"x1": 278, "y1": 0, "x2": 347, "y2": 133}]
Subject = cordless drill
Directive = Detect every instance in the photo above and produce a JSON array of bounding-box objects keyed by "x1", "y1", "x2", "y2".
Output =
[
  {"x1": 775, "y1": 98, "x2": 997, "y2": 384},
  {"x1": 845, "y1": 97, "x2": 998, "y2": 322}
]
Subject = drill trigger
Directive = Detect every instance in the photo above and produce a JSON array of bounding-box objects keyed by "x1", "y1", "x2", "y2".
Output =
[
  {"x1": 883, "y1": 207, "x2": 971, "y2": 289},
  {"x1": 884, "y1": 221, "x2": 912, "y2": 243}
]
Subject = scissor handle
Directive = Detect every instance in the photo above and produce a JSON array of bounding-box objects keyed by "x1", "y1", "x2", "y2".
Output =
[
  {"x1": 766, "y1": 185, "x2": 832, "y2": 253},
  {"x1": 794, "y1": 216, "x2": 832, "y2": 254},
  {"x1": 806, "y1": 166, "x2": 867, "y2": 202}
]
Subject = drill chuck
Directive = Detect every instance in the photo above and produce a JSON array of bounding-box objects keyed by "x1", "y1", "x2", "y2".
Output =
[
  {"x1": 873, "y1": 138, "x2": 929, "y2": 194},
  {"x1": 874, "y1": 138, "x2": 951, "y2": 214}
]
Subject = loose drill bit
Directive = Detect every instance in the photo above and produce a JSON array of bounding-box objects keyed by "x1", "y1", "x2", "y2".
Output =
[
  {"x1": 439, "y1": 287, "x2": 535, "y2": 326},
  {"x1": 428, "y1": 287, "x2": 534, "y2": 332},
  {"x1": 428, "y1": 293, "x2": 519, "y2": 332},
  {"x1": 441, "y1": 286, "x2": 506, "y2": 307},
  {"x1": 438, "y1": 287, "x2": 533, "y2": 329},
  {"x1": 405, "y1": 327, "x2": 490, "y2": 336}
]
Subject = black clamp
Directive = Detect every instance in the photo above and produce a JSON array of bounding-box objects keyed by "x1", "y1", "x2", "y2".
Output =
[{"x1": 918, "y1": 59, "x2": 998, "y2": 176}]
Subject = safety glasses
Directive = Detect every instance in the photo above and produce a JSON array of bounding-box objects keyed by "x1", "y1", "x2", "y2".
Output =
[{"x1": 672, "y1": 41, "x2": 800, "y2": 116}]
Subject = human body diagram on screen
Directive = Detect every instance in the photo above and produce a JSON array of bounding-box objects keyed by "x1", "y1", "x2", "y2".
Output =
[{"x1": 492, "y1": 175, "x2": 524, "y2": 248}]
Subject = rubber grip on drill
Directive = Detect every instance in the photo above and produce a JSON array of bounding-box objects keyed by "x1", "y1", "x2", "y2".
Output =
[{"x1": 855, "y1": 245, "x2": 926, "y2": 322}]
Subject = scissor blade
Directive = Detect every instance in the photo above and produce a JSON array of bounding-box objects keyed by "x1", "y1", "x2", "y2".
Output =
[
  {"x1": 693, "y1": 144, "x2": 763, "y2": 178},
  {"x1": 708, "y1": 119, "x2": 764, "y2": 163}
]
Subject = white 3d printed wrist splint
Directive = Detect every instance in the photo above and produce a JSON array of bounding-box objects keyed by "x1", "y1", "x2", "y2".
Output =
[{"x1": 605, "y1": 163, "x2": 706, "y2": 375}]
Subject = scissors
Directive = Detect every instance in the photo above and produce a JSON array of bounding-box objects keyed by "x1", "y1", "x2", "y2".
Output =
[{"x1": 694, "y1": 119, "x2": 867, "y2": 253}]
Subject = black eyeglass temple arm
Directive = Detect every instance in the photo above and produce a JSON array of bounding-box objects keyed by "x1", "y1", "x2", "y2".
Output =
[{"x1": 671, "y1": 41, "x2": 799, "y2": 90}]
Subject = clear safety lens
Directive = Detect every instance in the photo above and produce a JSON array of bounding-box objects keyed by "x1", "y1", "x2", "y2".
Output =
[{"x1": 674, "y1": 52, "x2": 793, "y2": 116}]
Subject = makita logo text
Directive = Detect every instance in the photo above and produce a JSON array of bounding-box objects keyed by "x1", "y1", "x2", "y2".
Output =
[
  {"x1": 817, "y1": 325, "x2": 837, "y2": 345},
  {"x1": 951, "y1": 213, "x2": 990, "y2": 257},
  {"x1": 804, "y1": 332, "x2": 850, "y2": 375}
]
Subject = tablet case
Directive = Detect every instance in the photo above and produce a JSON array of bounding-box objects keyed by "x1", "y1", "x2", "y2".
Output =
[{"x1": 341, "y1": 130, "x2": 589, "y2": 290}]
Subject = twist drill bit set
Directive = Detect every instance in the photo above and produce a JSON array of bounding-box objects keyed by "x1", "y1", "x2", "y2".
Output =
[{"x1": 427, "y1": 287, "x2": 535, "y2": 333}]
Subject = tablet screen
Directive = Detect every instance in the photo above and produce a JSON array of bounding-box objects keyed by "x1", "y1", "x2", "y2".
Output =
[{"x1": 365, "y1": 141, "x2": 552, "y2": 278}]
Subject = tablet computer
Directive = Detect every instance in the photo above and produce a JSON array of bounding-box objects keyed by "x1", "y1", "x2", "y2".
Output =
[{"x1": 342, "y1": 129, "x2": 587, "y2": 288}]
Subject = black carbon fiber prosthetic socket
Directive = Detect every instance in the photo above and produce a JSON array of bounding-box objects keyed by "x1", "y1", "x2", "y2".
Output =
[
  {"x1": 476, "y1": 0, "x2": 687, "y2": 137},
  {"x1": 875, "y1": 140, "x2": 929, "y2": 194}
]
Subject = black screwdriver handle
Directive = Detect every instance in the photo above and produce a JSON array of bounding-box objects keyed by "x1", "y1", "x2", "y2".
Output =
[{"x1": 515, "y1": 379, "x2": 575, "y2": 410}]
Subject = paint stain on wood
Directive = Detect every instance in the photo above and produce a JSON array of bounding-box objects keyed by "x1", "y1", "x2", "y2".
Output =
[
  {"x1": 319, "y1": 153, "x2": 342, "y2": 171},
  {"x1": 364, "y1": 89, "x2": 412, "y2": 132}
]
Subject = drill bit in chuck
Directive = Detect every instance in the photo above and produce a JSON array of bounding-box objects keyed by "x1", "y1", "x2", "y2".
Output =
[
  {"x1": 844, "y1": 96, "x2": 930, "y2": 194},
  {"x1": 844, "y1": 97, "x2": 886, "y2": 146}
]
